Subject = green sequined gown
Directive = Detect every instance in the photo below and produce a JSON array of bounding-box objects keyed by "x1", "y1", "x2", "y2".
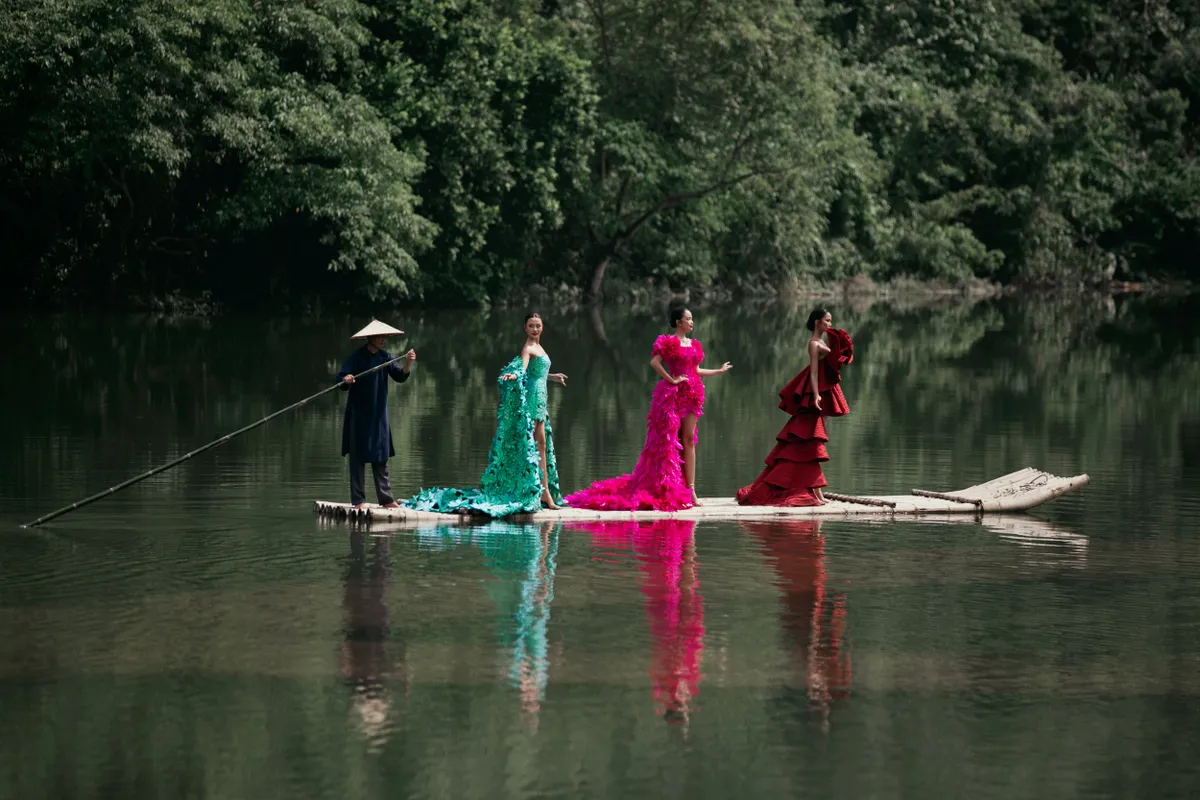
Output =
[{"x1": 405, "y1": 354, "x2": 562, "y2": 517}]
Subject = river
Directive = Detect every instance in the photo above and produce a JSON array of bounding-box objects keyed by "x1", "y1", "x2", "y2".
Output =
[{"x1": 2, "y1": 291, "x2": 1198, "y2": 798}]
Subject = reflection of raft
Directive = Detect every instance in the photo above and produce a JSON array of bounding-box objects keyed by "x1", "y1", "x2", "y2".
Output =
[{"x1": 314, "y1": 467, "x2": 1088, "y2": 524}]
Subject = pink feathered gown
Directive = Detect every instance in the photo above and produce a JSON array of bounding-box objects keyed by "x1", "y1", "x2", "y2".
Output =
[{"x1": 565, "y1": 335, "x2": 706, "y2": 511}]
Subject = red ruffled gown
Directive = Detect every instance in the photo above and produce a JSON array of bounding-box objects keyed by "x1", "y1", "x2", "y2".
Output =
[
  {"x1": 566, "y1": 335, "x2": 706, "y2": 511},
  {"x1": 736, "y1": 329, "x2": 853, "y2": 506}
]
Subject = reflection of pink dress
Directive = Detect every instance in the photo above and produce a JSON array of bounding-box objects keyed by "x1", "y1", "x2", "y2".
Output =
[
  {"x1": 637, "y1": 523, "x2": 705, "y2": 722},
  {"x1": 573, "y1": 520, "x2": 705, "y2": 723},
  {"x1": 566, "y1": 335, "x2": 706, "y2": 511}
]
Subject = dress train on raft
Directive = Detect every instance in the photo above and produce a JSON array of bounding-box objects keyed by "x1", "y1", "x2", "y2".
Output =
[
  {"x1": 405, "y1": 355, "x2": 562, "y2": 517},
  {"x1": 565, "y1": 335, "x2": 707, "y2": 512},
  {"x1": 737, "y1": 329, "x2": 853, "y2": 507}
]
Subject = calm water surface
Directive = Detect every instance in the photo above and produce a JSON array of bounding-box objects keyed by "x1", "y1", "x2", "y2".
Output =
[{"x1": 2, "y1": 292, "x2": 1200, "y2": 798}]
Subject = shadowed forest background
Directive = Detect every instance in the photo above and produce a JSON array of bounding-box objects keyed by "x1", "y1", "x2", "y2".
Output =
[{"x1": 1, "y1": 0, "x2": 1197, "y2": 309}]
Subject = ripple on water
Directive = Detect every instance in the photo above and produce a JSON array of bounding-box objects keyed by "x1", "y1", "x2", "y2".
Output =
[{"x1": 3, "y1": 302, "x2": 1200, "y2": 798}]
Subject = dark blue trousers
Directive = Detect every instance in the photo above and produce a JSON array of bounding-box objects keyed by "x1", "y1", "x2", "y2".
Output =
[{"x1": 349, "y1": 455, "x2": 394, "y2": 506}]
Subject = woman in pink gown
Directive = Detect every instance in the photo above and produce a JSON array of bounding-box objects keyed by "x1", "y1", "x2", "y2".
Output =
[{"x1": 565, "y1": 307, "x2": 732, "y2": 510}]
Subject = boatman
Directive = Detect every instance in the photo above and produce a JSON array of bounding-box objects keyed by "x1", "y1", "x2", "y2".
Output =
[{"x1": 338, "y1": 320, "x2": 416, "y2": 509}]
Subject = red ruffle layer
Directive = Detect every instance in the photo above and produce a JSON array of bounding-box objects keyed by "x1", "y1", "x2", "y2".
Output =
[{"x1": 737, "y1": 329, "x2": 853, "y2": 507}]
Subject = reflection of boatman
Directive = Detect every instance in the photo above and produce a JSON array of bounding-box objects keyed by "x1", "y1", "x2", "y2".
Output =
[
  {"x1": 340, "y1": 529, "x2": 405, "y2": 750},
  {"x1": 338, "y1": 320, "x2": 416, "y2": 509}
]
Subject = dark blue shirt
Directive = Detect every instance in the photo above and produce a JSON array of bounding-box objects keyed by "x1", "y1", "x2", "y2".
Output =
[{"x1": 337, "y1": 346, "x2": 410, "y2": 461}]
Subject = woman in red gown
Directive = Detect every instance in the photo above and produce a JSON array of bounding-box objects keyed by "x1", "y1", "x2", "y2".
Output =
[{"x1": 736, "y1": 307, "x2": 853, "y2": 506}]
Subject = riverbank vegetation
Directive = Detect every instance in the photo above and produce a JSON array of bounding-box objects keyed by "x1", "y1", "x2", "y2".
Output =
[{"x1": 2, "y1": 0, "x2": 1197, "y2": 309}]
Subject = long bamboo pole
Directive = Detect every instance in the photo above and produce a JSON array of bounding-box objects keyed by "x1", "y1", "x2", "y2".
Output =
[{"x1": 22, "y1": 354, "x2": 408, "y2": 528}]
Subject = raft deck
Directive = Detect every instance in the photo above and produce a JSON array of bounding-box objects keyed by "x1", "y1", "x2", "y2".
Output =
[{"x1": 314, "y1": 467, "x2": 1089, "y2": 524}]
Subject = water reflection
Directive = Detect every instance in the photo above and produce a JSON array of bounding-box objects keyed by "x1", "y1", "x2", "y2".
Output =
[
  {"x1": 572, "y1": 519, "x2": 706, "y2": 728},
  {"x1": 984, "y1": 516, "x2": 1090, "y2": 570},
  {"x1": 415, "y1": 522, "x2": 559, "y2": 723},
  {"x1": 9, "y1": 292, "x2": 1200, "y2": 543},
  {"x1": 742, "y1": 520, "x2": 851, "y2": 730},
  {"x1": 340, "y1": 529, "x2": 406, "y2": 751},
  {"x1": 503, "y1": 523, "x2": 558, "y2": 720},
  {"x1": 5, "y1": 294, "x2": 1200, "y2": 798}
]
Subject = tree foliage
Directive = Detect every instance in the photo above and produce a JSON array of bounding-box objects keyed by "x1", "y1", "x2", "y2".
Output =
[
  {"x1": 0, "y1": 0, "x2": 434, "y2": 305},
  {"x1": 366, "y1": 0, "x2": 596, "y2": 304},
  {"x1": 814, "y1": 0, "x2": 1200, "y2": 284},
  {"x1": 541, "y1": 0, "x2": 848, "y2": 296},
  {"x1": 0, "y1": 0, "x2": 1196, "y2": 307}
]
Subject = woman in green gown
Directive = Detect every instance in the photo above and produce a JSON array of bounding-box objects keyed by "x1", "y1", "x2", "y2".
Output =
[{"x1": 406, "y1": 313, "x2": 568, "y2": 516}]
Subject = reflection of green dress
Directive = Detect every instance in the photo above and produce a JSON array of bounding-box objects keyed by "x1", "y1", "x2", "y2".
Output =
[
  {"x1": 480, "y1": 526, "x2": 557, "y2": 700},
  {"x1": 405, "y1": 355, "x2": 562, "y2": 517},
  {"x1": 415, "y1": 523, "x2": 558, "y2": 702}
]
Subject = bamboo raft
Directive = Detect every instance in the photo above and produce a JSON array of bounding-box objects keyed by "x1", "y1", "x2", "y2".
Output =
[{"x1": 313, "y1": 467, "x2": 1089, "y2": 525}]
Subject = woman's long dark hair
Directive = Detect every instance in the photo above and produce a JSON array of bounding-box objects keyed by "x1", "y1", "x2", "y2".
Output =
[
  {"x1": 668, "y1": 305, "x2": 689, "y2": 329},
  {"x1": 806, "y1": 307, "x2": 828, "y2": 332}
]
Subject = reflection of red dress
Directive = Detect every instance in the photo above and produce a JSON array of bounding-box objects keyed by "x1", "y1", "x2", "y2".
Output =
[
  {"x1": 573, "y1": 519, "x2": 705, "y2": 723},
  {"x1": 742, "y1": 521, "x2": 851, "y2": 710},
  {"x1": 737, "y1": 329, "x2": 853, "y2": 506}
]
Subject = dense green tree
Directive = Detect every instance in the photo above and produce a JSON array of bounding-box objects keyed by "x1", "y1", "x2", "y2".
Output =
[
  {"x1": 0, "y1": 0, "x2": 1196, "y2": 306},
  {"x1": 0, "y1": 0, "x2": 433, "y2": 305},
  {"x1": 1023, "y1": 0, "x2": 1200, "y2": 277},
  {"x1": 542, "y1": 0, "x2": 848, "y2": 297},
  {"x1": 365, "y1": 0, "x2": 596, "y2": 304},
  {"x1": 813, "y1": 0, "x2": 1135, "y2": 283}
]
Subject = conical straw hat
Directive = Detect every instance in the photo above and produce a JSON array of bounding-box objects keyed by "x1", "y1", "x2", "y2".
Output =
[{"x1": 351, "y1": 319, "x2": 405, "y2": 339}]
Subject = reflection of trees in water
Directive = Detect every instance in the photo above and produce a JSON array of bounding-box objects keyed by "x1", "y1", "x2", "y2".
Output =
[
  {"x1": 14, "y1": 294, "x2": 1200, "y2": 535},
  {"x1": 1183, "y1": 422, "x2": 1200, "y2": 476},
  {"x1": 340, "y1": 529, "x2": 405, "y2": 752},
  {"x1": 414, "y1": 522, "x2": 559, "y2": 724},
  {"x1": 571, "y1": 519, "x2": 706, "y2": 729},
  {"x1": 741, "y1": 520, "x2": 851, "y2": 732}
]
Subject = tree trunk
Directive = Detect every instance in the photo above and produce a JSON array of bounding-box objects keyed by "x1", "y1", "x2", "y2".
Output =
[
  {"x1": 588, "y1": 254, "x2": 611, "y2": 301},
  {"x1": 589, "y1": 303, "x2": 608, "y2": 342}
]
